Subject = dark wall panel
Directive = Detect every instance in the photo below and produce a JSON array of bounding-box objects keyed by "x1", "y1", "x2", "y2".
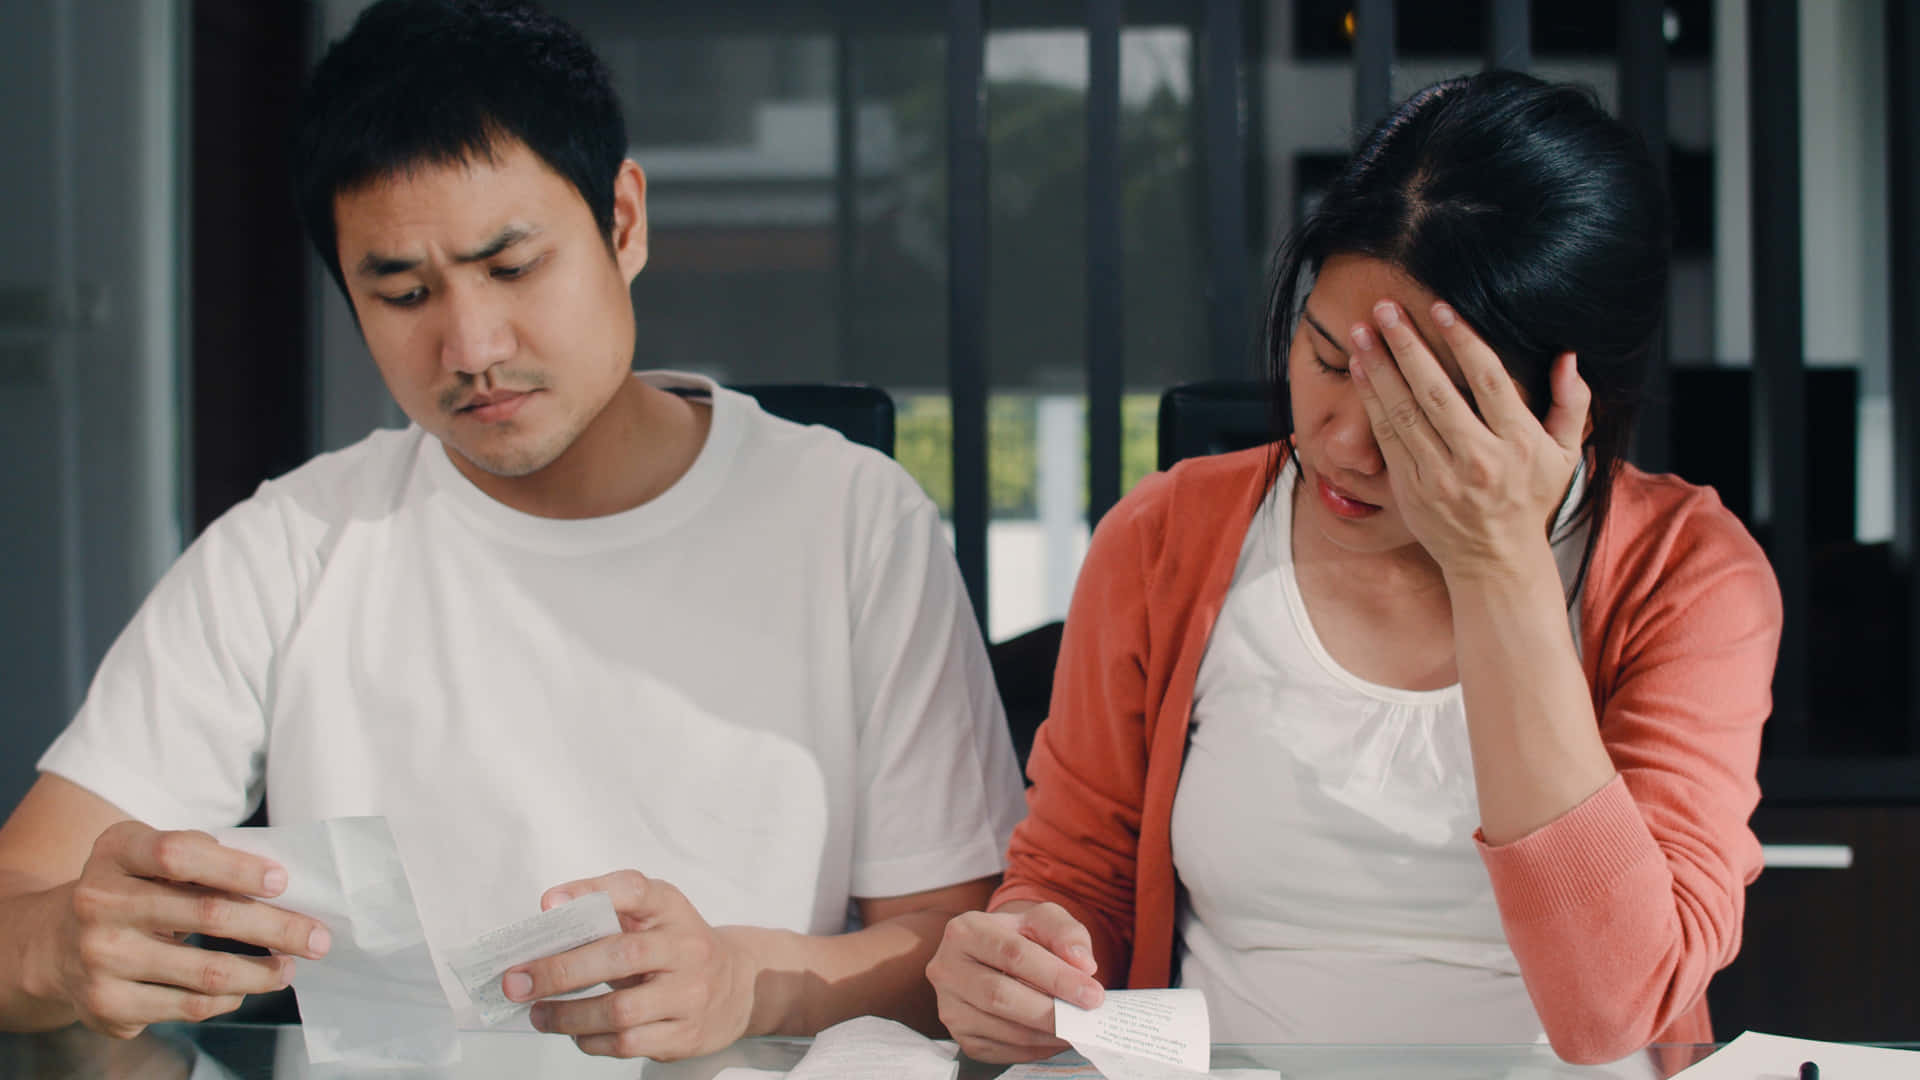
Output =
[{"x1": 192, "y1": 0, "x2": 311, "y2": 534}]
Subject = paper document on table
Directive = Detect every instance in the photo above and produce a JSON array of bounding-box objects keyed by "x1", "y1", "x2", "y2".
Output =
[
  {"x1": 780, "y1": 1015, "x2": 959, "y2": 1080},
  {"x1": 1671, "y1": 1031, "x2": 1919, "y2": 1079},
  {"x1": 444, "y1": 891, "x2": 623, "y2": 1025},
  {"x1": 1002, "y1": 1064, "x2": 1279, "y2": 1080},
  {"x1": 214, "y1": 817, "x2": 458, "y2": 1067},
  {"x1": 1053, "y1": 988, "x2": 1211, "y2": 1080}
]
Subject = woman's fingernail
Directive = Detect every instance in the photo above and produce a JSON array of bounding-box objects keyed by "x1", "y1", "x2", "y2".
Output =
[
  {"x1": 1069, "y1": 945, "x2": 1092, "y2": 962},
  {"x1": 504, "y1": 972, "x2": 533, "y2": 1001},
  {"x1": 279, "y1": 958, "x2": 296, "y2": 986},
  {"x1": 1432, "y1": 302, "x2": 1456, "y2": 327},
  {"x1": 262, "y1": 867, "x2": 287, "y2": 895},
  {"x1": 1078, "y1": 985, "x2": 1103, "y2": 1009},
  {"x1": 1349, "y1": 324, "x2": 1376, "y2": 352},
  {"x1": 546, "y1": 891, "x2": 571, "y2": 909},
  {"x1": 529, "y1": 1003, "x2": 549, "y2": 1031},
  {"x1": 1351, "y1": 355, "x2": 1370, "y2": 382},
  {"x1": 1372, "y1": 301, "x2": 1399, "y2": 328},
  {"x1": 308, "y1": 927, "x2": 331, "y2": 957}
]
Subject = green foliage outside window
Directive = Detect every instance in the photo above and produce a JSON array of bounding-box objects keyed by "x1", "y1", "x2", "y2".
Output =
[{"x1": 895, "y1": 392, "x2": 1166, "y2": 520}]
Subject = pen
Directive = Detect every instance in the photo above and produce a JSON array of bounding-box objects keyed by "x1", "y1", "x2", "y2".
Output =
[{"x1": 1799, "y1": 1061, "x2": 1818, "y2": 1080}]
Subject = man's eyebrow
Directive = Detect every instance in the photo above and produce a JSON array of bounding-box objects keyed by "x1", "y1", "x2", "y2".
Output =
[
  {"x1": 454, "y1": 224, "x2": 540, "y2": 263},
  {"x1": 1302, "y1": 309, "x2": 1349, "y2": 357},
  {"x1": 355, "y1": 252, "x2": 422, "y2": 278},
  {"x1": 353, "y1": 225, "x2": 542, "y2": 279}
]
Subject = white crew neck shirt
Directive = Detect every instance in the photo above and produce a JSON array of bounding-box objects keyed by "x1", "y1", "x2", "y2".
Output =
[
  {"x1": 43, "y1": 371, "x2": 1025, "y2": 1015},
  {"x1": 1171, "y1": 460, "x2": 1589, "y2": 1045}
]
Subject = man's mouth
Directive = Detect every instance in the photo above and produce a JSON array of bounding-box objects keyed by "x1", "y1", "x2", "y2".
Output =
[{"x1": 457, "y1": 389, "x2": 537, "y2": 423}]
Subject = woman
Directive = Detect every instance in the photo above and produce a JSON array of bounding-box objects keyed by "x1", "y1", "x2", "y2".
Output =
[{"x1": 927, "y1": 71, "x2": 1781, "y2": 1066}]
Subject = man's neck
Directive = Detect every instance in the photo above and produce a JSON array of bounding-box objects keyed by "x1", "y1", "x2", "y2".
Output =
[{"x1": 450, "y1": 375, "x2": 713, "y2": 520}]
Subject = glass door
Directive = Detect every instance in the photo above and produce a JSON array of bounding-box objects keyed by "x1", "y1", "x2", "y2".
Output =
[{"x1": 0, "y1": 0, "x2": 187, "y2": 809}]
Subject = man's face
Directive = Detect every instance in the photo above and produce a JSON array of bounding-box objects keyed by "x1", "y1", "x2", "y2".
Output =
[{"x1": 332, "y1": 140, "x2": 647, "y2": 479}]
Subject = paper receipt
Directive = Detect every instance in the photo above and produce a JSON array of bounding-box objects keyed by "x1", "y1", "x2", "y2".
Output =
[
  {"x1": 444, "y1": 891, "x2": 623, "y2": 1025},
  {"x1": 1054, "y1": 988, "x2": 1211, "y2": 1079}
]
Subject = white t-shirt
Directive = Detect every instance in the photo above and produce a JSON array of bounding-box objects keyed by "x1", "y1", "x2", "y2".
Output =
[
  {"x1": 42, "y1": 371, "x2": 1024, "y2": 976},
  {"x1": 1171, "y1": 461, "x2": 1589, "y2": 1045}
]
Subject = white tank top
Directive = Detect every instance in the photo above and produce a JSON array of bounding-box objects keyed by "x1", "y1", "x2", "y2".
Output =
[{"x1": 1172, "y1": 461, "x2": 1590, "y2": 1045}]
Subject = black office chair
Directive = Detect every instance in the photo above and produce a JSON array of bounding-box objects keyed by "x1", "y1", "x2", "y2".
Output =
[
  {"x1": 988, "y1": 621, "x2": 1065, "y2": 776},
  {"x1": 730, "y1": 383, "x2": 896, "y2": 458},
  {"x1": 1667, "y1": 365, "x2": 1857, "y2": 546},
  {"x1": 1156, "y1": 380, "x2": 1276, "y2": 470}
]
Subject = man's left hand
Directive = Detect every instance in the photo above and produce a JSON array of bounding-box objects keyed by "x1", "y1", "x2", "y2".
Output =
[{"x1": 503, "y1": 870, "x2": 757, "y2": 1060}]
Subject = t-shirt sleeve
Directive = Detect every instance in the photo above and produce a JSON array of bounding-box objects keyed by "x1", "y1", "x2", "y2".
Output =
[
  {"x1": 37, "y1": 495, "x2": 303, "y2": 831},
  {"x1": 844, "y1": 497, "x2": 1025, "y2": 900}
]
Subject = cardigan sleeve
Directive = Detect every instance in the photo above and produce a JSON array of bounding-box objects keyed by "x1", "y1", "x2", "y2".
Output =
[
  {"x1": 991, "y1": 475, "x2": 1165, "y2": 988},
  {"x1": 1475, "y1": 494, "x2": 1781, "y2": 1064}
]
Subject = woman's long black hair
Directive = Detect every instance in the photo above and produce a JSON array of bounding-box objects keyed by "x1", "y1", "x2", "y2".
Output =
[{"x1": 1262, "y1": 70, "x2": 1672, "y2": 586}]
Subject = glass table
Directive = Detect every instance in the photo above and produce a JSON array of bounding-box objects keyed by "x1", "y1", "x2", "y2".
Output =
[{"x1": 0, "y1": 1024, "x2": 1809, "y2": 1080}]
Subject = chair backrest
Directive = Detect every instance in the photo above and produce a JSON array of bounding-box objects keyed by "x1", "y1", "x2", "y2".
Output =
[
  {"x1": 1668, "y1": 365, "x2": 1857, "y2": 546},
  {"x1": 730, "y1": 383, "x2": 897, "y2": 458},
  {"x1": 1156, "y1": 380, "x2": 1275, "y2": 470},
  {"x1": 987, "y1": 620, "x2": 1064, "y2": 775}
]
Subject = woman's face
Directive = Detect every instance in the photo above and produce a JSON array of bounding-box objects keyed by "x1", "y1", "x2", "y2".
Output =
[{"x1": 1286, "y1": 254, "x2": 1499, "y2": 558}]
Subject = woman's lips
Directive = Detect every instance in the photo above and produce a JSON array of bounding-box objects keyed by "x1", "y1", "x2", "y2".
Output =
[{"x1": 1315, "y1": 473, "x2": 1382, "y2": 519}]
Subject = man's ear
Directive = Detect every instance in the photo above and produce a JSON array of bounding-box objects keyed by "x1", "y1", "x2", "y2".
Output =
[{"x1": 610, "y1": 159, "x2": 648, "y2": 281}]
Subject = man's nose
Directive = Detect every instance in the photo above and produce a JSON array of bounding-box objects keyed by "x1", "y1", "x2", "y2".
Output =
[{"x1": 437, "y1": 284, "x2": 514, "y2": 375}]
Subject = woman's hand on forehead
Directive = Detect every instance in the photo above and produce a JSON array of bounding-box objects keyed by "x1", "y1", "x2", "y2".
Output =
[{"x1": 1345, "y1": 297, "x2": 1589, "y2": 578}]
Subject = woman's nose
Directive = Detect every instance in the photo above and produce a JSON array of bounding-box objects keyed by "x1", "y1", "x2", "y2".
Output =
[{"x1": 1321, "y1": 394, "x2": 1385, "y2": 476}]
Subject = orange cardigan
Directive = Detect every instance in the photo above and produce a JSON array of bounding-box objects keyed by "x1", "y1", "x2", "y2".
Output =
[{"x1": 995, "y1": 447, "x2": 1782, "y2": 1064}]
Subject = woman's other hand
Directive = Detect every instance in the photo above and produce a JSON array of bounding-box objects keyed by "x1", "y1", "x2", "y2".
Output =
[{"x1": 926, "y1": 902, "x2": 1104, "y2": 1063}]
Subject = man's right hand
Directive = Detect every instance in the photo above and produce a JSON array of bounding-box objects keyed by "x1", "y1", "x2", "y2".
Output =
[
  {"x1": 926, "y1": 902, "x2": 1105, "y2": 1064},
  {"x1": 30, "y1": 821, "x2": 331, "y2": 1038}
]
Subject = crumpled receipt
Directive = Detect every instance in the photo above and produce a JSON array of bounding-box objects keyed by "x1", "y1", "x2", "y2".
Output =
[
  {"x1": 1001, "y1": 1066, "x2": 1280, "y2": 1080},
  {"x1": 710, "y1": 1015, "x2": 958, "y2": 1080},
  {"x1": 445, "y1": 891, "x2": 623, "y2": 1026},
  {"x1": 215, "y1": 818, "x2": 459, "y2": 1067},
  {"x1": 1052, "y1": 989, "x2": 1211, "y2": 1080}
]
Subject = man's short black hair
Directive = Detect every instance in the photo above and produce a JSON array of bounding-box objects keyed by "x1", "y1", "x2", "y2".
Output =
[{"x1": 292, "y1": 0, "x2": 627, "y2": 294}]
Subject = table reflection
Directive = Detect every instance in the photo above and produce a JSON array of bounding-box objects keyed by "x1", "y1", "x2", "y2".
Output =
[{"x1": 0, "y1": 1025, "x2": 1735, "y2": 1080}]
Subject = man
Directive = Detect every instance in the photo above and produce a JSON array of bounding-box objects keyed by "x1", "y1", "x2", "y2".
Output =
[{"x1": 0, "y1": 0, "x2": 1024, "y2": 1061}]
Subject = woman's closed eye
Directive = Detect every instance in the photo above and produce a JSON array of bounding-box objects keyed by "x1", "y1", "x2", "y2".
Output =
[{"x1": 1313, "y1": 350, "x2": 1351, "y2": 378}]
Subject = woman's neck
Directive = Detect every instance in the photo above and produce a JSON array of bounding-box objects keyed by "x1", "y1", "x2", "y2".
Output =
[{"x1": 1287, "y1": 479, "x2": 1450, "y2": 605}]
